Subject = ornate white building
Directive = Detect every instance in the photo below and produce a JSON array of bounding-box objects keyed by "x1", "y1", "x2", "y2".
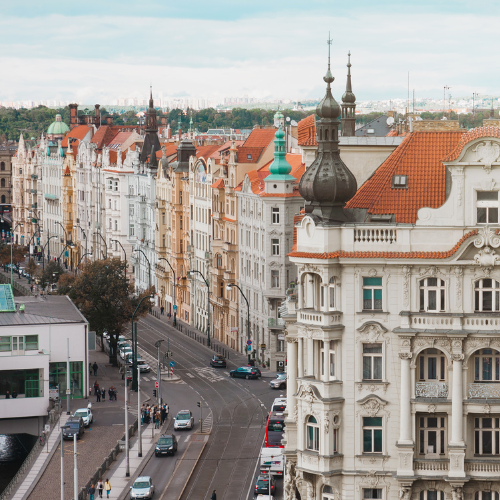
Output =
[{"x1": 283, "y1": 52, "x2": 500, "y2": 500}]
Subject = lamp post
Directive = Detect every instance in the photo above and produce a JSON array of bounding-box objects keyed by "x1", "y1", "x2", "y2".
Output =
[
  {"x1": 75, "y1": 252, "x2": 92, "y2": 276},
  {"x1": 73, "y1": 433, "x2": 78, "y2": 500},
  {"x1": 55, "y1": 221, "x2": 67, "y2": 246},
  {"x1": 111, "y1": 239, "x2": 127, "y2": 278},
  {"x1": 133, "y1": 248, "x2": 151, "y2": 289},
  {"x1": 42, "y1": 235, "x2": 58, "y2": 270},
  {"x1": 137, "y1": 364, "x2": 142, "y2": 457},
  {"x1": 158, "y1": 257, "x2": 176, "y2": 326},
  {"x1": 58, "y1": 243, "x2": 75, "y2": 271},
  {"x1": 227, "y1": 283, "x2": 251, "y2": 363},
  {"x1": 131, "y1": 293, "x2": 154, "y2": 392},
  {"x1": 60, "y1": 424, "x2": 70, "y2": 500},
  {"x1": 188, "y1": 270, "x2": 210, "y2": 347},
  {"x1": 125, "y1": 362, "x2": 130, "y2": 477},
  {"x1": 10, "y1": 222, "x2": 23, "y2": 286},
  {"x1": 155, "y1": 339, "x2": 164, "y2": 405},
  {"x1": 96, "y1": 231, "x2": 108, "y2": 259}
]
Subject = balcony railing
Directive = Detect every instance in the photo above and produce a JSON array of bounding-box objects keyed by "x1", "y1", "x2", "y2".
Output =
[
  {"x1": 354, "y1": 228, "x2": 397, "y2": 244},
  {"x1": 297, "y1": 309, "x2": 343, "y2": 328},
  {"x1": 414, "y1": 459, "x2": 449, "y2": 472},
  {"x1": 468, "y1": 383, "x2": 500, "y2": 399},
  {"x1": 268, "y1": 318, "x2": 285, "y2": 328},
  {"x1": 465, "y1": 460, "x2": 500, "y2": 473},
  {"x1": 415, "y1": 381, "x2": 449, "y2": 398}
]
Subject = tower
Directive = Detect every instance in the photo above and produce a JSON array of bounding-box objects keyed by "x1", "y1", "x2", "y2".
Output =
[
  {"x1": 264, "y1": 125, "x2": 296, "y2": 195},
  {"x1": 341, "y1": 51, "x2": 356, "y2": 137},
  {"x1": 139, "y1": 87, "x2": 161, "y2": 169},
  {"x1": 298, "y1": 38, "x2": 357, "y2": 222}
]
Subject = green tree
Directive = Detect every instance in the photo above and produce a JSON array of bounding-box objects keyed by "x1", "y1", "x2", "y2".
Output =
[
  {"x1": 37, "y1": 260, "x2": 65, "y2": 291},
  {"x1": 69, "y1": 258, "x2": 153, "y2": 365}
]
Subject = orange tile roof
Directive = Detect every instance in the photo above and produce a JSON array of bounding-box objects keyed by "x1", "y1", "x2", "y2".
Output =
[
  {"x1": 108, "y1": 131, "x2": 133, "y2": 146},
  {"x1": 243, "y1": 128, "x2": 277, "y2": 149},
  {"x1": 291, "y1": 214, "x2": 305, "y2": 252},
  {"x1": 237, "y1": 146, "x2": 264, "y2": 163},
  {"x1": 109, "y1": 150, "x2": 117, "y2": 164},
  {"x1": 297, "y1": 114, "x2": 317, "y2": 146},
  {"x1": 196, "y1": 144, "x2": 221, "y2": 159},
  {"x1": 211, "y1": 178, "x2": 224, "y2": 189},
  {"x1": 61, "y1": 125, "x2": 92, "y2": 147},
  {"x1": 289, "y1": 229, "x2": 478, "y2": 260},
  {"x1": 346, "y1": 131, "x2": 464, "y2": 223},
  {"x1": 209, "y1": 141, "x2": 244, "y2": 160},
  {"x1": 91, "y1": 125, "x2": 117, "y2": 150},
  {"x1": 444, "y1": 126, "x2": 500, "y2": 161}
]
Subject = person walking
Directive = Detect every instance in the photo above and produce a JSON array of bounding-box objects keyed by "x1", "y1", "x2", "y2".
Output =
[
  {"x1": 104, "y1": 479, "x2": 111, "y2": 498},
  {"x1": 211, "y1": 490, "x2": 217, "y2": 500},
  {"x1": 97, "y1": 479, "x2": 104, "y2": 499},
  {"x1": 160, "y1": 305, "x2": 164, "y2": 315},
  {"x1": 93, "y1": 362, "x2": 98, "y2": 376},
  {"x1": 96, "y1": 388, "x2": 101, "y2": 403},
  {"x1": 88, "y1": 484, "x2": 96, "y2": 500}
]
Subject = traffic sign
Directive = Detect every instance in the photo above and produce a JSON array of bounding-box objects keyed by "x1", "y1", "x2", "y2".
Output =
[
  {"x1": 173, "y1": 305, "x2": 177, "y2": 311},
  {"x1": 246, "y1": 340, "x2": 252, "y2": 345},
  {"x1": 169, "y1": 361, "x2": 175, "y2": 367},
  {"x1": 247, "y1": 345, "x2": 251, "y2": 351},
  {"x1": 155, "y1": 381, "x2": 159, "y2": 388}
]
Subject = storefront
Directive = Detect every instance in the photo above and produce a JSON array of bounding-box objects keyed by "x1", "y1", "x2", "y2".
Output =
[{"x1": 49, "y1": 361, "x2": 83, "y2": 399}]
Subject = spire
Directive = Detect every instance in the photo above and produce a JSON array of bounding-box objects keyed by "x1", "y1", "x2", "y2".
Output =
[
  {"x1": 316, "y1": 34, "x2": 340, "y2": 120},
  {"x1": 139, "y1": 86, "x2": 161, "y2": 168},
  {"x1": 266, "y1": 125, "x2": 295, "y2": 181},
  {"x1": 341, "y1": 51, "x2": 356, "y2": 137}
]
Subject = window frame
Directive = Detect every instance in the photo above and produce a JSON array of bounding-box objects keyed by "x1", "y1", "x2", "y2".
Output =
[
  {"x1": 271, "y1": 238, "x2": 280, "y2": 256},
  {"x1": 306, "y1": 415, "x2": 320, "y2": 452},
  {"x1": 474, "y1": 349, "x2": 500, "y2": 382},
  {"x1": 392, "y1": 174, "x2": 408, "y2": 189},
  {"x1": 419, "y1": 277, "x2": 446, "y2": 312},
  {"x1": 271, "y1": 207, "x2": 280, "y2": 224},
  {"x1": 418, "y1": 348, "x2": 447, "y2": 382},
  {"x1": 362, "y1": 343, "x2": 383, "y2": 381},
  {"x1": 362, "y1": 277, "x2": 383, "y2": 311},
  {"x1": 363, "y1": 488, "x2": 383, "y2": 500},
  {"x1": 418, "y1": 414, "x2": 447, "y2": 457},
  {"x1": 362, "y1": 416, "x2": 383, "y2": 454},
  {"x1": 474, "y1": 416, "x2": 500, "y2": 456},
  {"x1": 475, "y1": 279, "x2": 500, "y2": 312},
  {"x1": 0, "y1": 336, "x2": 11, "y2": 352},
  {"x1": 321, "y1": 343, "x2": 336, "y2": 379},
  {"x1": 271, "y1": 270, "x2": 279, "y2": 288},
  {"x1": 477, "y1": 191, "x2": 499, "y2": 224},
  {"x1": 25, "y1": 335, "x2": 38, "y2": 351}
]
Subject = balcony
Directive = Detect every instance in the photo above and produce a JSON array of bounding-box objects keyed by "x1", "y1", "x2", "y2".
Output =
[
  {"x1": 31, "y1": 174, "x2": 38, "y2": 180},
  {"x1": 465, "y1": 460, "x2": 500, "y2": 476},
  {"x1": 211, "y1": 267, "x2": 224, "y2": 277},
  {"x1": 353, "y1": 227, "x2": 397, "y2": 244},
  {"x1": 468, "y1": 383, "x2": 500, "y2": 399},
  {"x1": 31, "y1": 203, "x2": 37, "y2": 209},
  {"x1": 400, "y1": 312, "x2": 500, "y2": 332},
  {"x1": 414, "y1": 459, "x2": 449, "y2": 475},
  {"x1": 268, "y1": 318, "x2": 285, "y2": 329},
  {"x1": 223, "y1": 270, "x2": 235, "y2": 280},
  {"x1": 415, "y1": 382, "x2": 449, "y2": 398},
  {"x1": 212, "y1": 210, "x2": 222, "y2": 220},
  {"x1": 211, "y1": 295, "x2": 229, "y2": 308},
  {"x1": 297, "y1": 309, "x2": 343, "y2": 328},
  {"x1": 297, "y1": 451, "x2": 343, "y2": 473},
  {"x1": 222, "y1": 241, "x2": 237, "y2": 253}
]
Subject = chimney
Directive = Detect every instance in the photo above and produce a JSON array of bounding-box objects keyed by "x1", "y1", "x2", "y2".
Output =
[
  {"x1": 178, "y1": 128, "x2": 182, "y2": 141},
  {"x1": 69, "y1": 103, "x2": 78, "y2": 130},
  {"x1": 167, "y1": 124, "x2": 172, "y2": 139},
  {"x1": 387, "y1": 110, "x2": 394, "y2": 118},
  {"x1": 94, "y1": 104, "x2": 101, "y2": 128},
  {"x1": 106, "y1": 116, "x2": 113, "y2": 125}
]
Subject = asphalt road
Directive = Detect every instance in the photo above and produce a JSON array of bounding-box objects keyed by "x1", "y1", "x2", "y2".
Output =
[{"x1": 133, "y1": 314, "x2": 284, "y2": 500}]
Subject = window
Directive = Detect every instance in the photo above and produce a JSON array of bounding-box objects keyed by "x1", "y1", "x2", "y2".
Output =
[
  {"x1": 419, "y1": 278, "x2": 445, "y2": 311},
  {"x1": 477, "y1": 191, "x2": 499, "y2": 224},
  {"x1": 247, "y1": 154, "x2": 252, "y2": 160},
  {"x1": 419, "y1": 349, "x2": 446, "y2": 381},
  {"x1": 0, "y1": 162, "x2": 4, "y2": 171},
  {"x1": 475, "y1": 279, "x2": 500, "y2": 312},
  {"x1": 474, "y1": 417, "x2": 500, "y2": 455},
  {"x1": 114, "y1": 220, "x2": 118, "y2": 231},
  {"x1": 271, "y1": 270, "x2": 279, "y2": 288},
  {"x1": 179, "y1": 191, "x2": 183, "y2": 204},
  {"x1": 130, "y1": 224, "x2": 135, "y2": 236},
  {"x1": 363, "y1": 489, "x2": 382, "y2": 500},
  {"x1": 306, "y1": 416, "x2": 319, "y2": 451},
  {"x1": 272, "y1": 239, "x2": 280, "y2": 256},
  {"x1": 25, "y1": 335, "x2": 38, "y2": 351},
  {"x1": 363, "y1": 344, "x2": 382, "y2": 380},
  {"x1": 277, "y1": 339, "x2": 284, "y2": 352},
  {"x1": 1, "y1": 178, "x2": 5, "y2": 188},
  {"x1": 323, "y1": 485, "x2": 335, "y2": 500},
  {"x1": 475, "y1": 492, "x2": 500, "y2": 500},
  {"x1": 418, "y1": 415, "x2": 446, "y2": 456},
  {"x1": 180, "y1": 216, "x2": 183, "y2": 230},
  {"x1": 321, "y1": 344, "x2": 335, "y2": 378},
  {"x1": 329, "y1": 277, "x2": 335, "y2": 310},
  {"x1": 0, "y1": 336, "x2": 11, "y2": 351},
  {"x1": 363, "y1": 417, "x2": 382, "y2": 453},
  {"x1": 420, "y1": 493, "x2": 445, "y2": 500},
  {"x1": 272, "y1": 207, "x2": 280, "y2": 224},
  {"x1": 474, "y1": 349, "x2": 500, "y2": 382},
  {"x1": 362, "y1": 277, "x2": 382, "y2": 310},
  {"x1": 392, "y1": 174, "x2": 408, "y2": 188},
  {"x1": 216, "y1": 254, "x2": 222, "y2": 268}
]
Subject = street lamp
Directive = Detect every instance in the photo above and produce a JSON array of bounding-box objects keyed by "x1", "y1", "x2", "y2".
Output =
[
  {"x1": 157, "y1": 257, "x2": 176, "y2": 326},
  {"x1": 75, "y1": 252, "x2": 92, "y2": 276},
  {"x1": 187, "y1": 270, "x2": 210, "y2": 346},
  {"x1": 131, "y1": 293, "x2": 154, "y2": 392},
  {"x1": 60, "y1": 424, "x2": 70, "y2": 500},
  {"x1": 133, "y1": 248, "x2": 151, "y2": 289},
  {"x1": 155, "y1": 339, "x2": 164, "y2": 406},
  {"x1": 227, "y1": 283, "x2": 251, "y2": 363},
  {"x1": 42, "y1": 235, "x2": 58, "y2": 270},
  {"x1": 111, "y1": 239, "x2": 127, "y2": 278},
  {"x1": 96, "y1": 231, "x2": 108, "y2": 259},
  {"x1": 55, "y1": 221, "x2": 67, "y2": 245},
  {"x1": 58, "y1": 243, "x2": 75, "y2": 270},
  {"x1": 10, "y1": 222, "x2": 23, "y2": 286}
]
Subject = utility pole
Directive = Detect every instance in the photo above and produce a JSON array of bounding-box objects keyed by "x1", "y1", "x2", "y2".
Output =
[
  {"x1": 60, "y1": 426, "x2": 65, "y2": 500},
  {"x1": 66, "y1": 339, "x2": 70, "y2": 415},
  {"x1": 73, "y1": 433, "x2": 78, "y2": 500},
  {"x1": 155, "y1": 340, "x2": 164, "y2": 405},
  {"x1": 138, "y1": 365, "x2": 142, "y2": 457},
  {"x1": 444, "y1": 85, "x2": 450, "y2": 117},
  {"x1": 125, "y1": 364, "x2": 130, "y2": 477}
]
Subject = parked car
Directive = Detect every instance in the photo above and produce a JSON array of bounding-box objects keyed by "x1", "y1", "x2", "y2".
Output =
[
  {"x1": 271, "y1": 397, "x2": 287, "y2": 412},
  {"x1": 254, "y1": 474, "x2": 276, "y2": 495},
  {"x1": 210, "y1": 355, "x2": 227, "y2": 368},
  {"x1": 269, "y1": 373, "x2": 287, "y2": 390},
  {"x1": 155, "y1": 434, "x2": 178, "y2": 456},
  {"x1": 73, "y1": 408, "x2": 93, "y2": 427},
  {"x1": 119, "y1": 346, "x2": 133, "y2": 359},
  {"x1": 230, "y1": 367, "x2": 261, "y2": 379},
  {"x1": 136, "y1": 360, "x2": 151, "y2": 373},
  {"x1": 174, "y1": 410, "x2": 194, "y2": 430},
  {"x1": 130, "y1": 476, "x2": 154, "y2": 500},
  {"x1": 63, "y1": 417, "x2": 85, "y2": 440}
]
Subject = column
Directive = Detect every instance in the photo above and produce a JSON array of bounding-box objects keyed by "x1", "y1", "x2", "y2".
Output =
[
  {"x1": 287, "y1": 339, "x2": 298, "y2": 410},
  {"x1": 399, "y1": 352, "x2": 413, "y2": 445},
  {"x1": 323, "y1": 340, "x2": 330, "y2": 382},
  {"x1": 307, "y1": 338, "x2": 314, "y2": 377},
  {"x1": 450, "y1": 354, "x2": 464, "y2": 445},
  {"x1": 298, "y1": 337, "x2": 304, "y2": 377},
  {"x1": 298, "y1": 280, "x2": 303, "y2": 309},
  {"x1": 314, "y1": 340, "x2": 321, "y2": 380}
]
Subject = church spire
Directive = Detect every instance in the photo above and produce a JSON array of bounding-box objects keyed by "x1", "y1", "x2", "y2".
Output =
[
  {"x1": 341, "y1": 51, "x2": 356, "y2": 137},
  {"x1": 266, "y1": 125, "x2": 295, "y2": 181},
  {"x1": 139, "y1": 86, "x2": 161, "y2": 168}
]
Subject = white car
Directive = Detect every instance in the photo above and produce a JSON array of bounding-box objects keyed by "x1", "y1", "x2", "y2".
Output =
[
  {"x1": 174, "y1": 410, "x2": 194, "y2": 430},
  {"x1": 119, "y1": 347, "x2": 133, "y2": 359},
  {"x1": 73, "y1": 408, "x2": 93, "y2": 427}
]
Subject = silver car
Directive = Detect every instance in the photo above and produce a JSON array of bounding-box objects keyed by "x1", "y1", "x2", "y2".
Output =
[{"x1": 130, "y1": 476, "x2": 154, "y2": 499}]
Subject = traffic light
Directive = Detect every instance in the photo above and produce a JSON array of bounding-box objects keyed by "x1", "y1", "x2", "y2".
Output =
[
  {"x1": 197, "y1": 401, "x2": 201, "y2": 408},
  {"x1": 153, "y1": 389, "x2": 157, "y2": 397}
]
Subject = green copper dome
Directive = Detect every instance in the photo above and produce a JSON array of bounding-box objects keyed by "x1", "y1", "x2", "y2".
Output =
[
  {"x1": 266, "y1": 125, "x2": 295, "y2": 181},
  {"x1": 47, "y1": 114, "x2": 70, "y2": 135}
]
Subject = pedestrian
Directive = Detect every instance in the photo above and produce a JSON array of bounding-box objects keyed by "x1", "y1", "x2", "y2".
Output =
[
  {"x1": 165, "y1": 403, "x2": 169, "y2": 418},
  {"x1": 5, "y1": 390, "x2": 10, "y2": 399},
  {"x1": 104, "y1": 479, "x2": 111, "y2": 499},
  {"x1": 93, "y1": 362, "x2": 98, "y2": 376},
  {"x1": 94, "y1": 381, "x2": 99, "y2": 395},
  {"x1": 97, "y1": 479, "x2": 104, "y2": 499},
  {"x1": 30, "y1": 284, "x2": 33, "y2": 292},
  {"x1": 160, "y1": 305, "x2": 164, "y2": 315},
  {"x1": 96, "y1": 388, "x2": 101, "y2": 403},
  {"x1": 160, "y1": 405, "x2": 166, "y2": 425},
  {"x1": 89, "y1": 362, "x2": 92, "y2": 375},
  {"x1": 88, "y1": 484, "x2": 96, "y2": 500},
  {"x1": 12, "y1": 390, "x2": 17, "y2": 398},
  {"x1": 211, "y1": 490, "x2": 217, "y2": 500}
]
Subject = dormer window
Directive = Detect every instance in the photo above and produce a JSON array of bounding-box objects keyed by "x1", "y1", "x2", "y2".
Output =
[
  {"x1": 392, "y1": 175, "x2": 408, "y2": 189},
  {"x1": 247, "y1": 154, "x2": 252, "y2": 160},
  {"x1": 477, "y1": 191, "x2": 499, "y2": 224}
]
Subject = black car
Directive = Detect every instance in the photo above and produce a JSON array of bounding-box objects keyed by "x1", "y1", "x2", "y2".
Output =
[
  {"x1": 210, "y1": 355, "x2": 227, "y2": 368},
  {"x1": 154, "y1": 434, "x2": 178, "y2": 456},
  {"x1": 254, "y1": 474, "x2": 276, "y2": 495},
  {"x1": 229, "y1": 367, "x2": 261, "y2": 379},
  {"x1": 63, "y1": 417, "x2": 85, "y2": 440}
]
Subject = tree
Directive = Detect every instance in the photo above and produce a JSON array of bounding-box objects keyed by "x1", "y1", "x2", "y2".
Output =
[
  {"x1": 37, "y1": 260, "x2": 65, "y2": 291},
  {"x1": 69, "y1": 258, "x2": 153, "y2": 365},
  {"x1": 57, "y1": 273, "x2": 75, "y2": 295},
  {"x1": 0, "y1": 244, "x2": 26, "y2": 269},
  {"x1": 25, "y1": 258, "x2": 38, "y2": 283}
]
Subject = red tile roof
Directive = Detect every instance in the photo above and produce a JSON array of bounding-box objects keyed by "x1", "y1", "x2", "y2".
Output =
[
  {"x1": 291, "y1": 213, "x2": 305, "y2": 252},
  {"x1": 297, "y1": 115, "x2": 317, "y2": 146},
  {"x1": 91, "y1": 126, "x2": 117, "y2": 150},
  {"x1": 243, "y1": 128, "x2": 277, "y2": 149},
  {"x1": 196, "y1": 144, "x2": 221, "y2": 159},
  {"x1": 346, "y1": 131, "x2": 464, "y2": 223},
  {"x1": 289, "y1": 230, "x2": 479, "y2": 260},
  {"x1": 444, "y1": 126, "x2": 500, "y2": 161},
  {"x1": 237, "y1": 146, "x2": 264, "y2": 163},
  {"x1": 209, "y1": 141, "x2": 244, "y2": 160},
  {"x1": 61, "y1": 125, "x2": 92, "y2": 147},
  {"x1": 108, "y1": 131, "x2": 133, "y2": 146},
  {"x1": 211, "y1": 179, "x2": 225, "y2": 189}
]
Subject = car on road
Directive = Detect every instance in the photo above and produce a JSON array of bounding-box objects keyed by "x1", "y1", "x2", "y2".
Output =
[
  {"x1": 130, "y1": 476, "x2": 154, "y2": 500},
  {"x1": 127, "y1": 357, "x2": 151, "y2": 373},
  {"x1": 210, "y1": 355, "x2": 227, "y2": 368},
  {"x1": 269, "y1": 372, "x2": 286, "y2": 390},
  {"x1": 229, "y1": 366, "x2": 261, "y2": 379},
  {"x1": 174, "y1": 410, "x2": 194, "y2": 430},
  {"x1": 119, "y1": 346, "x2": 133, "y2": 359},
  {"x1": 155, "y1": 434, "x2": 178, "y2": 456},
  {"x1": 63, "y1": 417, "x2": 85, "y2": 440},
  {"x1": 271, "y1": 397, "x2": 287, "y2": 412},
  {"x1": 73, "y1": 408, "x2": 93, "y2": 427},
  {"x1": 254, "y1": 474, "x2": 276, "y2": 495}
]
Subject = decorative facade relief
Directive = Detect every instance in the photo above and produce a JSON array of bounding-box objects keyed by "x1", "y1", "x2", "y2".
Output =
[
  {"x1": 356, "y1": 321, "x2": 389, "y2": 344},
  {"x1": 453, "y1": 266, "x2": 464, "y2": 309},
  {"x1": 472, "y1": 140, "x2": 500, "y2": 172},
  {"x1": 356, "y1": 395, "x2": 389, "y2": 419},
  {"x1": 473, "y1": 226, "x2": 500, "y2": 266},
  {"x1": 402, "y1": 266, "x2": 411, "y2": 308}
]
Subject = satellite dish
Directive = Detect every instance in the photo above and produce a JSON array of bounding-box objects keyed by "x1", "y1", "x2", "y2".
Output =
[
  {"x1": 386, "y1": 116, "x2": 394, "y2": 126},
  {"x1": 286, "y1": 116, "x2": 291, "y2": 122}
]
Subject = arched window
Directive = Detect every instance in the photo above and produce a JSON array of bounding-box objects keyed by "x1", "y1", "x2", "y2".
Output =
[
  {"x1": 323, "y1": 485, "x2": 335, "y2": 500},
  {"x1": 419, "y1": 278, "x2": 445, "y2": 312},
  {"x1": 474, "y1": 349, "x2": 500, "y2": 382},
  {"x1": 475, "y1": 279, "x2": 500, "y2": 311},
  {"x1": 306, "y1": 415, "x2": 319, "y2": 451},
  {"x1": 418, "y1": 348, "x2": 447, "y2": 382},
  {"x1": 0, "y1": 162, "x2": 4, "y2": 171},
  {"x1": 216, "y1": 254, "x2": 222, "y2": 268},
  {"x1": 1, "y1": 179, "x2": 5, "y2": 188},
  {"x1": 328, "y1": 277, "x2": 335, "y2": 310}
]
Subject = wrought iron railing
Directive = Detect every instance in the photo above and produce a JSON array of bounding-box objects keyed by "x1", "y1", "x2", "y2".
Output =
[
  {"x1": 468, "y1": 383, "x2": 500, "y2": 399},
  {"x1": 415, "y1": 381, "x2": 449, "y2": 398}
]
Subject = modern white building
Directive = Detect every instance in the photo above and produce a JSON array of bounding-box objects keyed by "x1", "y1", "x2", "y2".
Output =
[
  {"x1": 0, "y1": 288, "x2": 89, "y2": 435},
  {"x1": 283, "y1": 56, "x2": 500, "y2": 500}
]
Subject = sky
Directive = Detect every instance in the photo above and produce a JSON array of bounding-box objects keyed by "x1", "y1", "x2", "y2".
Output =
[{"x1": 1, "y1": 0, "x2": 500, "y2": 104}]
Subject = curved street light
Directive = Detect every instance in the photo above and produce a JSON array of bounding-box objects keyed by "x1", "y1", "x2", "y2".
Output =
[
  {"x1": 96, "y1": 231, "x2": 108, "y2": 259},
  {"x1": 133, "y1": 248, "x2": 151, "y2": 289},
  {"x1": 74, "y1": 252, "x2": 93, "y2": 276},
  {"x1": 188, "y1": 269, "x2": 210, "y2": 346},
  {"x1": 227, "y1": 283, "x2": 251, "y2": 364},
  {"x1": 42, "y1": 235, "x2": 58, "y2": 270},
  {"x1": 111, "y1": 239, "x2": 127, "y2": 279},
  {"x1": 157, "y1": 257, "x2": 176, "y2": 326},
  {"x1": 58, "y1": 242, "x2": 75, "y2": 270},
  {"x1": 10, "y1": 222, "x2": 24, "y2": 286}
]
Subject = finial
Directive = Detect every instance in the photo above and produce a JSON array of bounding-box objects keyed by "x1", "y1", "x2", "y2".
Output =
[
  {"x1": 347, "y1": 51, "x2": 351, "y2": 71},
  {"x1": 150, "y1": 85, "x2": 152, "y2": 100},
  {"x1": 324, "y1": 32, "x2": 334, "y2": 86}
]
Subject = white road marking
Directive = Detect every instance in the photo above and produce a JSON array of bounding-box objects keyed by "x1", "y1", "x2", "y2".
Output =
[
  {"x1": 193, "y1": 367, "x2": 225, "y2": 383},
  {"x1": 186, "y1": 373, "x2": 195, "y2": 378},
  {"x1": 142, "y1": 377, "x2": 150, "y2": 382},
  {"x1": 183, "y1": 435, "x2": 191, "y2": 443},
  {"x1": 151, "y1": 376, "x2": 157, "y2": 381}
]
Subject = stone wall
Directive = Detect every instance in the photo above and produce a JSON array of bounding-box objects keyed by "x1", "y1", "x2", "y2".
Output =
[{"x1": 413, "y1": 119, "x2": 460, "y2": 131}]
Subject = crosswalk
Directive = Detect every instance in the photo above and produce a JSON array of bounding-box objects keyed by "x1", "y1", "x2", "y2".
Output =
[{"x1": 201, "y1": 409, "x2": 213, "y2": 433}]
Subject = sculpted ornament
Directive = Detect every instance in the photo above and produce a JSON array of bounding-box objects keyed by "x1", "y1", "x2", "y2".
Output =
[
  {"x1": 399, "y1": 352, "x2": 413, "y2": 360},
  {"x1": 452, "y1": 486, "x2": 464, "y2": 500},
  {"x1": 400, "y1": 486, "x2": 412, "y2": 500},
  {"x1": 473, "y1": 140, "x2": 500, "y2": 172},
  {"x1": 357, "y1": 396, "x2": 388, "y2": 418},
  {"x1": 402, "y1": 266, "x2": 411, "y2": 307},
  {"x1": 284, "y1": 462, "x2": 297, "y2": 500},
  {"x1": 475, "y1": 246, "x2": 500, "y2": 267}
]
